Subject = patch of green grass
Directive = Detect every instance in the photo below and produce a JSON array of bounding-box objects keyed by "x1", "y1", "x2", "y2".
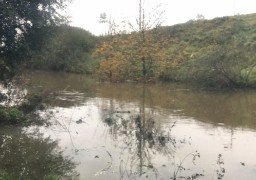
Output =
[
  {"x1": 0, "y1": 106, "x2": 25, "y2": 124},
  {"x1": 0, "y1": 171, "x2": 14, "y2": 180}
]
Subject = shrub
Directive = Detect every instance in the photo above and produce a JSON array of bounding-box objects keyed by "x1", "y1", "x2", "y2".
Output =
[{"x1": 0, "y1": 106, "x2": 25, "y2": 124}]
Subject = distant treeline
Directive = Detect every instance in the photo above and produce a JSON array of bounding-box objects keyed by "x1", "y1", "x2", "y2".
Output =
[{"x1": 3, "y1": 12, "x2": 256, "y2": 88}]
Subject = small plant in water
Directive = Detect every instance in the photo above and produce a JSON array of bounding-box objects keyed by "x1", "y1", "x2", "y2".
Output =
[
  {"x1": 216, "y1": 154, "x2": 225, "y2": 180},
  {"x1": 171, "y1": 151, "x2": 203, "y2": 180}
]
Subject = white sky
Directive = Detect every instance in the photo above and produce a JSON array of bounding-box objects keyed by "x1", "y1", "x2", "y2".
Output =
[{"x1": 67, "y1": 0, "x2": 256, "y2": 35}]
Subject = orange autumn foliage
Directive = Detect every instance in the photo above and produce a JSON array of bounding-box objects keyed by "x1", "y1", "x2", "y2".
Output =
[{"x1": 93, "y1": 31, "x2": 178, "y2": 81}]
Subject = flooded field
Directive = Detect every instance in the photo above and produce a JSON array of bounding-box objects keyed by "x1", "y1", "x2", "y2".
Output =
[{"x1": 1, "y1": 71, "x2": 256, "y2": 180}]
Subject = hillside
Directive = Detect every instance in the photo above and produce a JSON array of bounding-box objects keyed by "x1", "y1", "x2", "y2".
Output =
[{"x1": 158, "y1": 13, "x2": 256, "y2": 88}]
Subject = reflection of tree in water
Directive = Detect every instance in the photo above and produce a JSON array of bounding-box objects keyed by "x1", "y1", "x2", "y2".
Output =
[
  {"x1": 102, "y1": 86, "x2": 200, "y2": 179},
  {"x1": 0, "y1": 127, "x2": 78, "y2": 179}
]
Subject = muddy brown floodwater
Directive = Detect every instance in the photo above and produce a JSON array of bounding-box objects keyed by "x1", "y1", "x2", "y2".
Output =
[{"x1": 1, "y1": 71, "x2": 256, "y2": 180}]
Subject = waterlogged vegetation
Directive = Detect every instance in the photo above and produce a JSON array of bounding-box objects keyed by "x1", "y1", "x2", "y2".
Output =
[
  {"x1": 0, "y1": 82, "x2": 50, "y2": 125},
  {"x1": 1, "y1": 0, "x2": 256, "y2": 179},
  {"x1": 0, "y1": 71, "x2": 256, "y2": 179},
  {"x1": 1, "y1": 71, "x2": 253, "y2": 180},
  {"x1": 0, "y1": 106, "x2": 25, "y2": 124}
]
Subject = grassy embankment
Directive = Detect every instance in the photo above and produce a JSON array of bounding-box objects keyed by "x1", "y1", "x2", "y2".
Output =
[{"x1": 160, "y1": 13, "x2": 256, "y2": 88}]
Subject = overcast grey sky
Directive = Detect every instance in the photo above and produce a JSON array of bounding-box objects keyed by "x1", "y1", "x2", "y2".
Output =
[{"x1": 67, "y1": 0, "x2": 256, "y2": 35}]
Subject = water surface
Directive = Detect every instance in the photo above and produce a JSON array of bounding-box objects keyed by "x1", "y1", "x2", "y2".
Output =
[{"x1": 1, "y1": 71, "x2": 256, "y2": 180}]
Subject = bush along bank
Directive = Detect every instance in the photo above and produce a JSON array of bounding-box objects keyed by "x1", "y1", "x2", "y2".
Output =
[{"x1": 0, "y1": 94, "x2": 49, "y2": 126}]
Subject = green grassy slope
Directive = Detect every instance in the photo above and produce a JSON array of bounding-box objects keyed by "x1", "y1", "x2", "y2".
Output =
[{"x1": 159, "y1": 13, "x2": 256, "y2": 88}]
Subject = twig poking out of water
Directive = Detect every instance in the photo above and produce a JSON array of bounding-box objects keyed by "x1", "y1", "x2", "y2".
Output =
[
  {"x1": 170, "y1": 121, "x2": 177, "y2": 129},
  {"x1": 114, "y1": 110, "x2": 131, "y2": 113}
]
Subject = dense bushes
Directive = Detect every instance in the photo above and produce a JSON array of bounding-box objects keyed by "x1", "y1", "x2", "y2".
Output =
[
  {"x1": 0, "y1": 0, "x2": 71, "y2": 83},
  {"x1": 27, "y1": 25, "x2": 97, "y2": 74}
]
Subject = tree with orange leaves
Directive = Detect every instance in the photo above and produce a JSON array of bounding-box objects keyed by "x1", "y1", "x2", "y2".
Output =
[{"x1": 93, "y1": 0, "x2": 176, "y2": 82}]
